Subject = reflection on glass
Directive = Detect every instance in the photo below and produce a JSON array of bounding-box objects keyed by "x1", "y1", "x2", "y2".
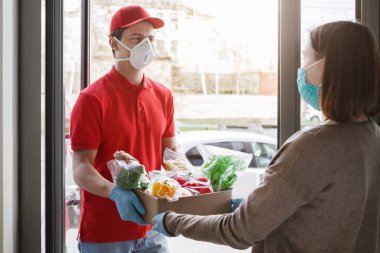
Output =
[
  {"x1": 65, "y1": 0, "x2": 279, "y2": 252},
  {"x1": 300, "y1": 0, "x2": 355, "y2": 128},
  {"x1": 63, "y1": 0, "x2": 82, "y2": 252},
  {"x1": 90, "y1": 0, "x2": 278, "y2": 135}
]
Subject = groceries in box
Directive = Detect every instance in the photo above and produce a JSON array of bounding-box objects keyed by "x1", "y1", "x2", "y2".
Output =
[{"x1": 107, "y1": 146, "x2": 252, "y2": 201}]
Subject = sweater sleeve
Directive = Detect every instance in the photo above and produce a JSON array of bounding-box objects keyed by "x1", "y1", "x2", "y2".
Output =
[{"x1": 165, "y1": 131, "x2": 333, "y2": 249}]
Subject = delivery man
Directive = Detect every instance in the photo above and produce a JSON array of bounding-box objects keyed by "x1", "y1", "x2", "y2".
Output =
[{"x1": 70, "y1": 5, "x2": 177, "y2": 253}]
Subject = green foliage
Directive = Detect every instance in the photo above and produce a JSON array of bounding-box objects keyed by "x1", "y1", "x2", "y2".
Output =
[{"x1": 201, "y1": 155, "x2": 245, "y2": 191}]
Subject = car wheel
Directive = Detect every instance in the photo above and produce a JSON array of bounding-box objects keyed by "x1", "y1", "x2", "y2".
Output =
[{"x1": 311, "y1": 116, "x2": 320, "y2": 123}]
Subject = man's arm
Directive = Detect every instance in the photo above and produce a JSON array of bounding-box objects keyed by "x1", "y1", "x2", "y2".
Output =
[
  {"x1": 162, "y1": 136, "x2": 177, "y2": 153},
  {"x1": 73, "y1": 149, "x2": 148, "y2": 225},
  {"x1": 72, "y1": 149, "x2": 114, "y2": 198}
]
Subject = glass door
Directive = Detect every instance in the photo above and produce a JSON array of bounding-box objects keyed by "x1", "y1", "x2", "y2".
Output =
[
  {"x1": 63, "y1": 0, "x2": 84, "y2": 252},
  {"x1": 299, "y1": 0, "x2": 356, "y2": 128},
  {"x1": 87, "y1": 1, "x2": 278, "y2": 253}
]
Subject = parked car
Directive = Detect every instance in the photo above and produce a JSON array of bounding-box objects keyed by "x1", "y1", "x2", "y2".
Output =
[
  {"x1": 64, "y1": 129, "x2": 278, "y2": 227},
  {"x1": 177, "y1": 130, "x2": 278, "y2": 197},
  {"x1": 304, "y1": 104, "x2": 323, "y2": 123}
]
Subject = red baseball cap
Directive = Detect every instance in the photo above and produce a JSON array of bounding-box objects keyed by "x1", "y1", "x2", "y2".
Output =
[{"x1": 110, "y1": 5, "x2": 164, "y2": 34}]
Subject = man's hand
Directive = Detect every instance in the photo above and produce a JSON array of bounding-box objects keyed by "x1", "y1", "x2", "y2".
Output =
[
  {"x1": 110, "y1": 186, "x2": 148, "y2": 226},
  {"x1": 152, "y1": 212, "x2": 174, "y2": 237}
]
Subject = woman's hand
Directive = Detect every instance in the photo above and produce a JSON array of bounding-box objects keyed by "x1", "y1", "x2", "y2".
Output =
[{"x1": 152, "y1": 212, "x2": 175, "y2": 237}]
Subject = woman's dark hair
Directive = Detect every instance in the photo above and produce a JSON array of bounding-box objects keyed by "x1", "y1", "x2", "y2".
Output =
[{"x1": 310, "y1": 21, "x2": 380, "y2": 123}]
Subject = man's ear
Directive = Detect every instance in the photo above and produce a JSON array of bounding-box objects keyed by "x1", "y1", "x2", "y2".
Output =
[{"x1": 109, "y1": 36, "x2": 119, "y2": 51}]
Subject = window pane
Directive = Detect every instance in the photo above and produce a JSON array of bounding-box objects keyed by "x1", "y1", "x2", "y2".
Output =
[
  {"x1": 300, "y1": 0, "x2": 355, "y2": 128},
  {"x1": 89, "y1": 1, "x2": 277, "y2": 252},
  {"x1": 63, "y1": 0, "x2": 82, "y2": 252},
  {"x1": 90, "y1": 0, "x2": 278, "y2": 140}
]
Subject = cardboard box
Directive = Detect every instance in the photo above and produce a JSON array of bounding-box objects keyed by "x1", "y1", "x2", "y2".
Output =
[{"x1": 134, "y1": 189, "x2": 232, "y2": 223}]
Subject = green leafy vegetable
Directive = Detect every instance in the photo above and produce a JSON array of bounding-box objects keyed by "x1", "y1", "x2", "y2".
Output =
[
  {"x1": 201, "y1": 155, "x2": 246, "y2": 191},
  {"x1": 116, "y1": 164, "x2": 144, "y2": 190}
]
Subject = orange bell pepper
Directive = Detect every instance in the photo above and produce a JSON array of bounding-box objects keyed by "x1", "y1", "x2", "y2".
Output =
[{"x1": 152, "y1": 181, "x2": 176, "y2": 198}]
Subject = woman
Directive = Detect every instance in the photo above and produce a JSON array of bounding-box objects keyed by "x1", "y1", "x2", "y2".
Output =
[{"x1": 153, "y1": 21, "x2": 380, "y2": 253}]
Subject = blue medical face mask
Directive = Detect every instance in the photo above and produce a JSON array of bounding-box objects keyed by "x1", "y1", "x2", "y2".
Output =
[{"x1": 297, "y1": 59, "x2": 324, "y2": 111}]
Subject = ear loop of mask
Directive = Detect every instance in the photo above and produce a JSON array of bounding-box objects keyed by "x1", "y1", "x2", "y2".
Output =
[
  {"x1": 305, "y1": 58, "x2": 324, "y2": 70},
  {"x1": 113, "y1": 37, "x2": 132, "y2": 62},
  {"x1": 304, "y1": 58, "x2": 324, "y2": 85}
]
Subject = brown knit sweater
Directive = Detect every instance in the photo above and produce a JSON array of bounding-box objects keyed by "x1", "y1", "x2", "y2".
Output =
[{"x1": 165, "y1": 120, "x2": 380, "y2": 253}]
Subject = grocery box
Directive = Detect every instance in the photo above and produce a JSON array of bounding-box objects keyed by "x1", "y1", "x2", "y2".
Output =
[{"x1": 134, "y1": 189, "x2": 232, "y2": 223}]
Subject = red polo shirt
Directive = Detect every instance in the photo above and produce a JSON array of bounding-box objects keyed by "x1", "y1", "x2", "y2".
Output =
[{"x1": 70, "y1": 66, "x2": 175, "y2": 243}]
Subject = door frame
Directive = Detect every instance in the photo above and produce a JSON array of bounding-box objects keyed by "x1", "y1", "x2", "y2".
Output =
[{"x1": 17, "y1": 0, "x2": 380, "y2": 252}]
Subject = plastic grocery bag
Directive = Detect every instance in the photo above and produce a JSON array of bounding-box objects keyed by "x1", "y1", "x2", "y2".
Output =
[
  {"x1": 163, "y1": 148, "x2": 206, "y2": 178},
  {"x1": 107, "y1": 152, "x2": 149, "y2": 190},
  {"x1": 162, "y1": 148, "x2": 214, "y2": 194},
  {"x1": 197, "y1": 144, "x2": 253, "y2": 192},
  {"x1": 148, "y1": 170, "x2": 183, "y2": 201},
  {"x1": 163, "y1": 148, "x2": 193, "y2": 171}
]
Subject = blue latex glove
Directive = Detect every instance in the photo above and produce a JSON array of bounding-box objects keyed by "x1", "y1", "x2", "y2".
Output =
[
  {"x1": 152, "y1": 213, "x2": 174, "y2": 237},
  {"x1": 231, "y1": 198, "x2": 244, "y2": 212},
  {"x1": 110, "y1": 186, "x2": 148, "y2": 226}
]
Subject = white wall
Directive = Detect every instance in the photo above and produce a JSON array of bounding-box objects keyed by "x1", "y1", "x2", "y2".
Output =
[{"x1": 1, "y1": 0, "x2": 17, "y2": 252}]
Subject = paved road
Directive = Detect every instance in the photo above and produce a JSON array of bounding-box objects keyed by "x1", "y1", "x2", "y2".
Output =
[{"x1": 66, "y1": 228, "x2": 251, "y2": 253}]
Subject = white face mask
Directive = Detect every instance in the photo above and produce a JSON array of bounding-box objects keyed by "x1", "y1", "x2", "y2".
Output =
[{"x1": 113, "y1": 37, "x2": 154, "y2": 70}]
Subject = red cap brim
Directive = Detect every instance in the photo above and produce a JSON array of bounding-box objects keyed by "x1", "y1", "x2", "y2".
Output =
[{"x1": 120, "y1": 17, "x2": 164, "y2": 29}]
